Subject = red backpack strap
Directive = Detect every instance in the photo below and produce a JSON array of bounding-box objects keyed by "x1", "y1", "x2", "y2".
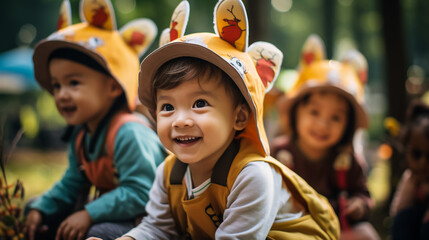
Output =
[
  {"x1": 75, "y1": 127, "x2": 88, "y2": 166},
  {"x1": 105, "y1": 112, "x2": 151, "y2": 159}
]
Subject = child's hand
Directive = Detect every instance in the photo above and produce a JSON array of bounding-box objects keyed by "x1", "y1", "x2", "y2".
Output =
[
  {"x1": 55, "y1": 209, "x2": 93, "y2": 240},
  {"x1": 344, "y1": 197, "x2": 366, "y2": 221},
  {"x1": 24, "y1": 209, "x2": 45, "y2": 240}
]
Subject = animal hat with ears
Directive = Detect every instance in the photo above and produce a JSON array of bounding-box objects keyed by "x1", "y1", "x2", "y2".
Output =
[
  {"x1": 281, "y1": 34, "x2": 369, "y2": 133},
  {"x1": 139, "y1": 0, "x2": 283, "y2": 156},
  {"x1": 33, "y1": 0, "x2": 158, "y2": 111}
]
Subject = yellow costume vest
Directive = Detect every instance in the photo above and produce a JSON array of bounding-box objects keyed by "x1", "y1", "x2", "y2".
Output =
[{"x1": 164, "y1": 140, "x2": 340, "y2": 239}]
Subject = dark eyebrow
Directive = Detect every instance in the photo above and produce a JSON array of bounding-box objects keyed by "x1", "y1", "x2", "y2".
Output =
[
  {"x1": 193, "y1": 89, "x2": 216, "y2": 98},
  {"x1": 64, "y1": 72, "x2": 84, "y2": 79},
  {"x1": 51, "y1": 72, "x2": 84, "y2": 83},
  {"x1": 157, "y1": 94, "x2": 171, "y2": 102}
]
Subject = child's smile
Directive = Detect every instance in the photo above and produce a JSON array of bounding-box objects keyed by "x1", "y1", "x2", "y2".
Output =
[
  {"x1": 308, "y1": 129, "x2": 330, "y2": 141},
  {"x1": 174, "y1": 136, "x2": 202, "y2": 145},
  {"x1": 58, "y1": 104, "x2": 77, "y2": 117}
]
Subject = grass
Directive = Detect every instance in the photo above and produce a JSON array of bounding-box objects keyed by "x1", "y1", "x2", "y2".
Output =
[{"x1": 5, "y1": 148, "x2": 68, "y2": 203}]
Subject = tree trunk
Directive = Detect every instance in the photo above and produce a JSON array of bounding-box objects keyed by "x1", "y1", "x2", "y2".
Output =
[
  {"x1": 380, "y1": 0, "x2": 408, "y2": 122},
  {"x1": 244, "y1": 0, "x2": 268, "y2": 43}
]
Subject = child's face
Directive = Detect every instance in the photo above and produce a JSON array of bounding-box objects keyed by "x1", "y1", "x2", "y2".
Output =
[
  {"x1": 296, "y1": 91, "x2": 349, "y2": 154},
  {"x1": 156, "y1": 75, "x2": 247, "y2": 168},
  {"x1": 49, "y1": 58, "x2": 120, "y2": 133},
  {"x1": 406, "y1": 125, "x2": 429, "y2": 182}
]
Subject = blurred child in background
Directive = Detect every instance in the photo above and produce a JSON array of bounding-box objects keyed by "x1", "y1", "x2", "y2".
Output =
[
  {"x1": 271, "y1": 34, "x2": 379, "y2": 240},
  {"x1": 23, "y1": 0, "x2": 165, "y2": 239},
  {"x1": 390, "y1": 100, "x2": 429, "y2": 240}
]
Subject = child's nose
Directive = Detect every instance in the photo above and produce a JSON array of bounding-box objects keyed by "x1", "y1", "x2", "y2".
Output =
[
  {"x1": 317, "y1": 117, "x2": 329, "y2": 128},
  {"x1": 173, "y1": 112, "x2": 194, "y2": 128},
  {"x1": 56, "y1": 87, "x2": 70, "y2": 99}
]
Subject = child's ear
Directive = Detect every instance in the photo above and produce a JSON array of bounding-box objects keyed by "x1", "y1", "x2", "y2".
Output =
[
  {"x1": 234, "y1": 104, "x2": 250, "y2": 131},
  {"x1": 108, "y1": 77, "x2": 123, "y2": 98}
]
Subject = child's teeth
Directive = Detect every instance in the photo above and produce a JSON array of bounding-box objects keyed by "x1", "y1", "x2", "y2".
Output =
[{"x1": 178, "y1": 137, "x2": 196, "y2": 141}]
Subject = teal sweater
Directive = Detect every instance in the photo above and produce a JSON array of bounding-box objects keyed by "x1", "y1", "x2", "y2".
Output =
[{"x1": 30, "y1": 120, "x2": 166, "y2": 222}]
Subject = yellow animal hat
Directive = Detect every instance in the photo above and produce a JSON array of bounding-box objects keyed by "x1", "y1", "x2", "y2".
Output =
[
  {"x1": 282, "y1": 34, "x2": 369, "y2": 131},
  {"x1": 139, "y1": 0, "x2": 283, "y2": 156},
  {"x1": 33, "y1": 0, "x2": 157, "y2": 111}
]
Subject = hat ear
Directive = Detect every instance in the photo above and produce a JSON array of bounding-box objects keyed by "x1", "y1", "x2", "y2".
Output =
[
  {"x1": 248, "y1": 42, "x2": 283, "y2": 92},
  {"x1": 80, "y1": 0, "x2": 116, "y2": 30},
  {"x1": 169, "y1": 0, "x2": 190, "y2": 42},
  {"x1": 159, "y1": 28, "x2": 171, "y2": 47},
  {"x1": 214, "y1": 0, "x2": 248, "y2": 52},
  {"x1": 341, "y1": 49, "x2": 368, "y2": 85},
  {"x1": 299, "y1": 34, "x2": 326, "y2": 69},
  {"x1": 57, "y1": 0, "x2": 72, "y2": 30},
  {"x1": 120, "y1": 19, "x2": 158, "y2": 57}
]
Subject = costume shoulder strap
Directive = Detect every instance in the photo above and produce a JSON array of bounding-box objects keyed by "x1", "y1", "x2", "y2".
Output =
[
  {"x1": 105, "y1": 111, "x2": 153, "y2": 159},
  {"x1": 74, "y1": 125, "x2": 89, "y2": 165}
]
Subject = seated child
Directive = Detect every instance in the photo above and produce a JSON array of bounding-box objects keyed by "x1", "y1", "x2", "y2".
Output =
[
  {"x1": 23, "y1": 0, "x2": 165, "y2": 239},
  {"x1": 390, "y1": 100, "x2": 429, "y2": 240},
  {"x1": 271, "y1": 34, "x2": 380, "y2": 240},
  {"x1": 89, "y1": 0, "x2": 340, "y2": 239}
]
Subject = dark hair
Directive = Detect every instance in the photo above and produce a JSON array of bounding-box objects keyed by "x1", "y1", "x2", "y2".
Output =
[
  {"x1": 49, "y1": 48, "x2": 111, "y2": 77},
  {"x1": 151, "y1": 57, "x2": 248, "y2": 112},
  {"x1": 289, "y1": 90, "x2": 356, "y2": 150},
  {"x1": 401, "y1": 100, "x2": 429, "y2": 146}
]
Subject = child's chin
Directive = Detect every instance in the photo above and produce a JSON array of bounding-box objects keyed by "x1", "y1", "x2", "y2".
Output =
[{"x1": 63, "y1": 119, "x2": 80, "y2": 126}]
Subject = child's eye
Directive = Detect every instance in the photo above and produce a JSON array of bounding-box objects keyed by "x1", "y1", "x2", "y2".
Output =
[
  {"x1": 331, "y1": 115, "x2": 341, "y2": 122},
  {"x1": 70, "y1": 80, "x2": 80, "y2": 87},
  {"x1": 52, "y1": 82, "x2": 60, "y2": 90},
  {"x1": 161, "y1": 104, "x2": 174, "y2": 112},
  {"x1": 310, "y1": 109, "x2": 319, "y2": 116},
  {"x1": 193, "y1": 99, "x2": 208, "y2": 108},
  {"x1": 411, "y1": 149, "x2": 422, "y2": 160}
]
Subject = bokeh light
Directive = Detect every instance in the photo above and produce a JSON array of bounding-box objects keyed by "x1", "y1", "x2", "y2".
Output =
[
  {"x1": 271, "y1": 0, "x2": 293, "y2": 13},
  {"x1": 115, "y1": 0, "x2": 136, "y2": 14},
  {"x1": 405, "y1": 65, "x2": 425, "y2": 95},
  {"x1": 338, "y1": 0, "x2": 353, "y2": 7},
  {"x1": 377, "y1": 143, "x2": 393, "y2": 160},
  {"x1": 17, "y1": 24, "x2": 37, "y2": 45}
]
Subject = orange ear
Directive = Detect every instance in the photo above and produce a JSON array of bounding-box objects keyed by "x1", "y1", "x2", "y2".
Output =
[
  {"x1": 120, "y1": 19, "x2": 157, "y2": 57},
  {"x1": 341, "y1": 49, "x2": 368, "y2": 85},
  {"x1": 248, "y1": 42, "x2": 283, "y2": 92},
  {"x1": 80, "y1": 0, "x2": 116, "y2": 30},
  {"x1": 57, "y1": 0, "x2": 72, "y2": 30},
  {"x1": 299, "y1": 34, "x2": 326, "y2": 69},
  {"x1": 169, "y1": 0, "x2": 190, "y2": 42},
  {"x1": 214, "y1": 0, "x2": 248, "y2": 52}
]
